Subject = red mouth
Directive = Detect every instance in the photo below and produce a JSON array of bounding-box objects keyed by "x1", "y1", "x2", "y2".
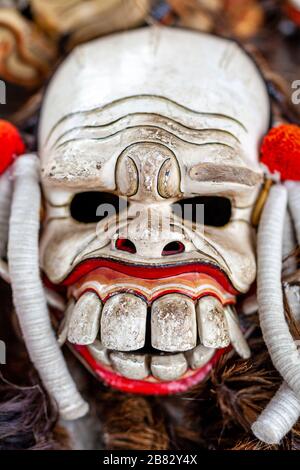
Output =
[
  {"x1": 55, "y1": 257, "x2": 237, "y2": 395},
  {"x1": 61, "y1": 257, "x2": 237, "y2": 295},
  {"x1": 74, "y1": 344, "x2": 228, "y2": 394}
]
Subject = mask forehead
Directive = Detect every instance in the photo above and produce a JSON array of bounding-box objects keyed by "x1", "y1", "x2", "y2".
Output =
[{"x1": 39, "y1": 26, "x2": 270, "y2": 175}]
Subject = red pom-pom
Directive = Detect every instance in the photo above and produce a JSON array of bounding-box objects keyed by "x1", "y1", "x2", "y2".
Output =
[
  {"x1": 286, "y1": 1, "x2": 300, "y2": 26},
  {"x1": 0, "y1": 119, "x2": 25, "y2": 175},
  {"x1": 260, "y1": 124, "x2": 300, "y2": 181}
]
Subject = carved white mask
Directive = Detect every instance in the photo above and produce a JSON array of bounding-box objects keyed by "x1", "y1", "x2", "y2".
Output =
[{"x1": 38, "y1": 27, "x2": 270, "y2": 394}]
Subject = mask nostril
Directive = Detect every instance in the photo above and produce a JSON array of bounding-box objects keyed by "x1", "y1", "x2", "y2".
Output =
[
  {"x1": 162, "y1": 241, "x2": 185, "y2": 256},
  {"x1": 115, "y1": 237, "x2": 137, "y2": 254}
]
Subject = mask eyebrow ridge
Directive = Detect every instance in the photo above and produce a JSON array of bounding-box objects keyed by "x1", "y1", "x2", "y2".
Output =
[{"x1": 189, "y1": 163, "x2": 263, "y2": 186}]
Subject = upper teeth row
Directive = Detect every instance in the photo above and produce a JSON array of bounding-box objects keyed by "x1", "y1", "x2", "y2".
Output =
[{"x1": 58, "y1": 291, "x2": 250, "y2": 359}]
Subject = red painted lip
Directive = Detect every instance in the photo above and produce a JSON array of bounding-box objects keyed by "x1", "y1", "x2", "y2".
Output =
[
  {"x1": 61, "y1": 257, "x2": 237, "y2": 295},
  {"x1": 74, "y1": 344, "x2": 228, "y2": 395}
]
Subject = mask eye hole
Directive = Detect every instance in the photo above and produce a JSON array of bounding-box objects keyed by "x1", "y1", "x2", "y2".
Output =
[
  {"x1": 70, "y1": 191, "x2": 125, "y2": 223},
  {"x1": 173, "y1": 196, "x2": 232, "y2": 227}
]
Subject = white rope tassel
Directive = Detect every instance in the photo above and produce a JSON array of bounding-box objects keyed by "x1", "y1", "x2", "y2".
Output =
[
  {"x1": 8, "y1": 154, "x2": 89, "y2": 420},
  {"x1": 256, "y1": 185, "x2": 300, "y2": 397},
  {"x1": 286, "y1": 181, "x2": 300, "y2": 246},
  {"x1": 282, "y1": 210, "x2": 297, "y2": 275},
  {"x1": 0, "y1": 170, "x2": 12, "y2": 258},
  {"x1": 252, "y1": 382, "x2": 300, "y2": 444},
  {"x1": 252, "y1": 184, "x2": 300, "y2": 444}
]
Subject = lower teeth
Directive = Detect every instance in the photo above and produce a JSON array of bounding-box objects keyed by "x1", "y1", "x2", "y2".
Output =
[
  {"x1": 110, "y1": 351, "x2": 149, "y2": 380},
  {"x1": 151, "y1": 353, "x2": 188, "y2": 381},
  {"x1": 88, "y1": 339, "x2": 110, "y2": 366},
  {"x1": 185, "y1": 344, "x2": 215, "y2": 370},
  {"x1": 87, "y1": 341, "x2": 214, "y2": 381}
]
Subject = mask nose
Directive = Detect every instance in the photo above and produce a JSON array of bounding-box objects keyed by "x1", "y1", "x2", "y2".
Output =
[
  {"x1": 113, "y1": 206, "x2": 190, "y2": 259},
  {"x1": 115, "y1": 238, "x2": 186, "y2": 256},
  {"x1": 161, "y1": 241, "x2": 185, "y2": 256},
  {"x1": 115, "y1": 237, "x2": 137, "y2": 254}
]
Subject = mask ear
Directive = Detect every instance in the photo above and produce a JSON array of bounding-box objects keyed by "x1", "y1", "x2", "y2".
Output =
[
  {"x1": 0, "y1": 120, "x2": 88, "y2": 420},
  {"x1": 252, "y1": 124, "x2": 300, "y2": 444}
]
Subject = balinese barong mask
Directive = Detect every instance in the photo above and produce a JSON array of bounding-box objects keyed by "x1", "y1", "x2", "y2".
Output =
[
  {"x1": 38, "y1": 27, "x2": 270, "y2": 398},
  {"x1": 3, "y1": 27, "x2": 274, "y2": 423}
]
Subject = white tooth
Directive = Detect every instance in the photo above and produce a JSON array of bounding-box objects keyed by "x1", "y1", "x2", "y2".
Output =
[
  {"x1": 101, "y1": 293, "x2": 147, "y2": 351},
  {"x1": 110, "y1": 352, "x2": 149, "y2": 379},
  {"x1": 185, "y1": 345, "x2": 215, "y2": 370},
  {"x1": 57, "y1": 299, "x2": 75, "y2": 346},
  {"x1": 151, "y1": 354, "x2": 187, "y2": 381},
  {"x1": 88, "y1": 339, "x2": 110, "y2": 366},
  {"x1": 151, "y1": 294, "x2": 197, "y2": 352},
  {"x1": 67, "y1": 292, "x2": 102, "y2": 345},
  {"x1": 224, "y1": 306, "x2": 251, "y2": 359},
  {"x1": 196, "y1": 296, "x2": 230, "y2": 348}
]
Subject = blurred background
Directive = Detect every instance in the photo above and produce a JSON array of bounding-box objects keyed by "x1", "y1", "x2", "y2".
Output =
[{"x1": 0, "y1": 0, "x2": 300, "y2": 451}]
